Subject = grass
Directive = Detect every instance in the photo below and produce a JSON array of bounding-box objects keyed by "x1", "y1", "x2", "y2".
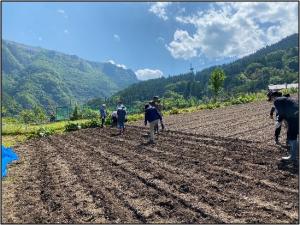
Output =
[
  {"x1": 2, "y1": 119, "x2": 89, "y2": 146},
  {"x1": 162, "y1": 92, "x2": 268, "y2": 116},
  {"x1": 2, "y1": 119, "x2": 89, "y2": 136},
  {"x1": 2, "y1": 135, "x2": 28, "y2": 147}
]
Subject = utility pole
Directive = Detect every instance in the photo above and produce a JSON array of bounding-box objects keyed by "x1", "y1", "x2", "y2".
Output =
[{"x1": 189, "y1": 63, "x2": 195, "y2": 98}]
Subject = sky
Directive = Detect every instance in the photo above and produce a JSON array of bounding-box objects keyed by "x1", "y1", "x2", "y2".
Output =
[{"x1": 3, "y1": 2, "x2": 298, "y2": 80}]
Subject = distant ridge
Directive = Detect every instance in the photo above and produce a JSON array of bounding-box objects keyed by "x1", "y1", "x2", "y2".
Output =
[
  {"x1": 109, "y1": 33, "x2": 298, "y2": 106},
  {"x1": 2, "y1": 40, "x2": 139, "y2": 115}
]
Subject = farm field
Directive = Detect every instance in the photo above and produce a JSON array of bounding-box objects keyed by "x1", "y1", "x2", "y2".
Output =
[{"x1": 2, "y1": 99, "x2": 299, "y2": 223}]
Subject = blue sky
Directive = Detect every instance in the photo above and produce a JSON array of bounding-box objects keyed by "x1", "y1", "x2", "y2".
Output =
[{"x1": 3, "y1": 2, "x2": 298, "y2": 80}]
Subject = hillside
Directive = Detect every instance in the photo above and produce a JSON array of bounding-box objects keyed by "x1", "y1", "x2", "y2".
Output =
[
  {"x1": 2, "y1": 40, "x2": 139, "y2": 115},
  {"x1": 110, "y1": 34, "x2": 298, "y2": 106}
]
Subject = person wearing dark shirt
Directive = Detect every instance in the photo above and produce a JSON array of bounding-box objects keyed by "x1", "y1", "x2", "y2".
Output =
[
  {"x1": 144, "y1": 104, "x2": 162, "y2": 143},
  {"x1": 269, "y1": 92, "x2": 291, "y2": 144},
  {"x1": 99, "y1": 104, "x2": 107, "y2": 128},
  {"x1": 117, "y1": 105, "x2": 127, "y2": 135},
  {"x1": 152, "y1": 96, "x2": 165, "y2": 133},
  {"x1": 268, "y1": 91, "x2": 299, "y2": 165}
]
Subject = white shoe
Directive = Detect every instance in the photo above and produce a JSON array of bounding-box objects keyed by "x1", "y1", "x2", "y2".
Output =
[{"x1": 282, "y1": 155, "x2": 291, "y2": 161}]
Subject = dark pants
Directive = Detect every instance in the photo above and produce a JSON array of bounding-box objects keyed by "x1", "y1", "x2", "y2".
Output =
[
  {"x1": 111, "y1": 117, "x2": 118, "y2": 127},
  {"x1": 287, "y1": 117, "x2": 299, "y2": 141},
  {"x1": 275, "y1": 125, "x2": 281, "y2": 140},
  {"x1": 101, "y1": 117, "x2": 105, "y2": 127}
]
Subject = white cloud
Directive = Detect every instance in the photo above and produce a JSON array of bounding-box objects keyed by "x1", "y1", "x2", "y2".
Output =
[
  {"x1": 149, "y1": 2, "x2": 171, "y2": 21},
  {"x1": 135, "y1": 69, "x2": 163, "y2": 81},
  {"x1": 57, "y1": 9, "x2": 68, "y2": 18},
  {"x1": 113, "y1": 34, "x2": 120, "y2": 42},
  {"x1": 166, "y1": 30, "x2": 198, "y2": 59},
  {"x1": 108, "y1": 60, "x2": 127, "y2": 69},
  {"x1": 57, "y1": 9, "x2": 65, "y2": 14},
  {"x1": 167, "y1": 2, "x2": 298, "y2": 60}
]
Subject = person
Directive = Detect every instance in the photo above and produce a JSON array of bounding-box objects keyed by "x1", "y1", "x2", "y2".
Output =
[
  {"x1": 152, "y1": 96, "x2": 165, "y2": 133},
  {"x1": 268, "y1": 91, "x2": 299, "y2": 166},
  {"x1": 117, "y1": 105, "x2": 127, "y2": 135},
  {"x1": 50, "y1": 112, "x2": 56, "y2": 122},
  {"x1": 111, "y1": 111, "x2": 118, "y2": 127},
  {"x1": 144, "y1": 103, "x2": 162, "y2": 144},
  {"x1": 99, "y1": 104, "x2": 107, "y2": 128},
  {"x1": 117, "y1": 100, "x2": 126, "y2": 110},
  {"x1": 269, "y1": 92, "x2": 290, "y2": 144}
]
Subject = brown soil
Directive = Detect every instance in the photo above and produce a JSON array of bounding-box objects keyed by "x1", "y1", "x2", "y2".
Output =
[{"x1": 2, "y1": 99, "x2": 298, "y2": 223}]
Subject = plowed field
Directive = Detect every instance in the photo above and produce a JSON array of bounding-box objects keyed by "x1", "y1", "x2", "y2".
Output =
[{"x1": 2, "y1": 99, "x2": 299, "y2": 223}]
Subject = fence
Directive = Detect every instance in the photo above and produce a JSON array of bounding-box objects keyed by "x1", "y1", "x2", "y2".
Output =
[{"x1": 55, "y1": 106, "x2": 70, "y2": 121}]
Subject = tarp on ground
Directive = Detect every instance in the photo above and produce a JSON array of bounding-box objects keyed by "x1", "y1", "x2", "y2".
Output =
[{"x1": 1, "y1": 145, "x2": 19, "y2": 178}]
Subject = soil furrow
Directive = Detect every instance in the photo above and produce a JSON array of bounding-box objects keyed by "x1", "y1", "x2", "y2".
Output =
[{"x1": 74, "y1": 128, "x2": 297, "y2": 222}]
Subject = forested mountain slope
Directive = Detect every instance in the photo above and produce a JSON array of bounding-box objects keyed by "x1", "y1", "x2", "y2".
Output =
[
  {"x1": 111, "y1": 33, "x2": 298, "y2": 106},
  {"x1": 2, "y1": 40, "x2": 138, "y2": 115}
]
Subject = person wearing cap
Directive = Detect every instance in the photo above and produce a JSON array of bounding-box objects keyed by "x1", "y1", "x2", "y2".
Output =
[
  {"x1": 99, "y1": 104, "x2": 107, "y2": 128},
  {"x1": 117, "y1": 100, "x2": 126, "y2": 111},
  {"x1": 144, "y1": 103, "x2": 162, "y2": 144},
  {"x1": 117, "y1": 105, "x2": 127, "y2": 135},
  {"x1": 152, "y1": 96, "x2": 165, "y2": 133},
  {"x1": 268, "y1": 91, "x2": 299, "y2": 166}
]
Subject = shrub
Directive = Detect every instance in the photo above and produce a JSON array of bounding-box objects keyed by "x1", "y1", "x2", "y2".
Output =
[
  {"x1": 65, "y1": 122, "x2": 81, "y2": 132},
  {"x1": 170, "y1": 108, "x2": 179, "y2": 114},
  {"x1": 127, "y1": 113, "x2": 144, "y2": 122},
  {"x1": 36, "y1": 127, "x2": 55, "y2": 137},
  {"x1": 19, "y1": 109, "x2": 35, "y2": 125},
  {"x1": 70, "y1": 105, "x2": 82, "y2": 120},
  {"x1": 81, "y1": 108, "x2": 98, "y2": 119},
  {"x1": 105, "y1": 115, "x2": 112, "y2": 126},
  {"x1": 81, "y1": 118, "x2": 100, "y2": 129}
]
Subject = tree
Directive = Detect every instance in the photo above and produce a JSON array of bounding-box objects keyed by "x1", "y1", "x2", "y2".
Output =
[
  {"x1": 19, "y1": 109, "x2": 35, "y2": 130},
  {"x1": 33, "y1": 105, "x2": 47, "y2": 124},
  {"x1": 71, "y1": 104, "x2": 81, "y2": 120},
  {"x1": 209, "y1": 68, "x2": 226, "y2": 101},
  {"x1": 2, "y1": 105, "x2": 8, "y2": 117}
]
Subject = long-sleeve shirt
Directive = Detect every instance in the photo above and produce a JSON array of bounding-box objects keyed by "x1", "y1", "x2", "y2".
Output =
[
  {"x1": 273, "y1": 97, "x2": 298, "y2": 121},
  {"x1": 99, "y1": 107, "x2": 106, "y2": 118},
  {"x1": 145, "y1": 106, "x2": 162, "y2": 124},
  {"x1": 117, "y1": 108, "x2": 127, "y2": 122}
]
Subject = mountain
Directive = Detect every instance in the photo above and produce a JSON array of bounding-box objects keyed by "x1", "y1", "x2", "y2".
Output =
[
  {"x1": 110, "y1": 34, "x2": 298, "y2": 106},
  {"x1": 2, "y1": 40, "x2": 139, "y2": 115}
]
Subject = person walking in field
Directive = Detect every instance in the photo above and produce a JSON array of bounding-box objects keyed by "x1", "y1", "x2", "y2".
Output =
[
  {"x1": 117, "y1": 105, "x2": 127, "y2": 135},
  {"x1": 269, "y1": 92, "x2": 290, "y2": 144},
  {"x1": 268, "y1": 91, "x2": 299, "y2": 166},
  {"x1": 144, "y1": 103, "x2": 162, "y2": 144},
  {"x1": 152, "y1": 96, "x2": 165, "y2": 133},
  {"x1": 99, "y1": 104, "x2": 107, "y2": 128}
]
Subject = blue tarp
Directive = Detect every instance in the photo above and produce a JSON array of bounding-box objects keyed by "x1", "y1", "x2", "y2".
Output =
[{"x1": 1, "y1": 145, "x2": 19, "y2": 178}]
